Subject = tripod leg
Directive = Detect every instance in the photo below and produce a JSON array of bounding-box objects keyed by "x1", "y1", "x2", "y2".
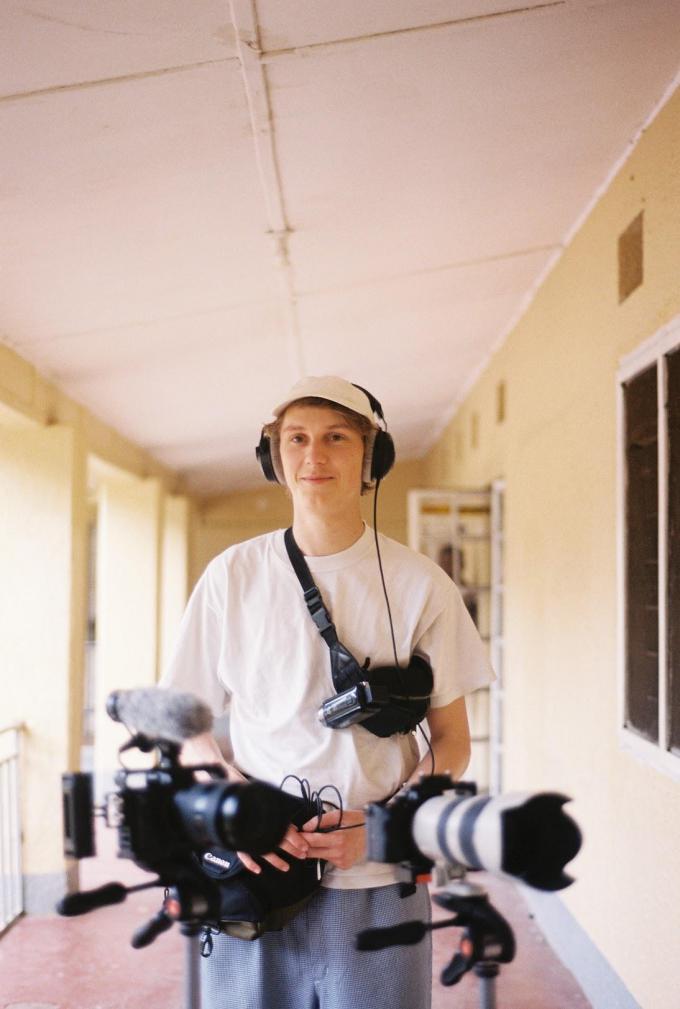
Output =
[
  {"x1": 182, "y1": 924, "x2": 203, "y2": 1009},
  {"x1": 475, "y1": 963, "x2": 499, "y2": 1009}
]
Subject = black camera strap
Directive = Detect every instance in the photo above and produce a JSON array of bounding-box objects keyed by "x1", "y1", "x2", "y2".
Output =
[{"x1": 283, "y1": 527, "x2": 366, "y2": 694}]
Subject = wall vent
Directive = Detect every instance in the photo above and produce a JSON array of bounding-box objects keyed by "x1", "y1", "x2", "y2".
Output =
[
  {"x1": 618, "y1": 211, "x2": 644, "y2": 303},
  {"x1": 496, "y1": 381, "x2": 506, "y2": 423}
]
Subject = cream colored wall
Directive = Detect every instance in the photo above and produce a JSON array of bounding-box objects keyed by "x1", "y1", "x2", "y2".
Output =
[
  {"x1": 190, "y1": 458, "x2": 424, "y2": 586},
  {"x1": 160, "y1": 495, "x2": 191, "y2": 674},
  {"x1": 422, "y1": 88, "x2": 680, "y2": 1007},
  {"x1": 0, "y1": 355, "x2": 193, "y2": 908},
  {"x1": 0, "y1": 343, "x2": 180, "y2": 489},
  {"x1": 0, "y1": 423, "x2": 87, "y2": 905},
  {"x1": 93, "y1": 475, "x2": 164, "y2": 785}
]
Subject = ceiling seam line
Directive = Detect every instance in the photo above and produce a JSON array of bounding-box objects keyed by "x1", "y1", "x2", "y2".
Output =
[
  {"x1": 229, "y1": 0, "x2": 305, "y2": 380},
  {"x1": 16, "y1": 298, "x2": 285, "y2": 346},
  {"x1": 0, "y1": 57, "x2": 236, "y2": 104},
  {"x1": 297, "y1": 244, "x2": 564, "y2": 298},
  {"x1": 258, "y1": 2, "x2": 566, "y2": 59}
]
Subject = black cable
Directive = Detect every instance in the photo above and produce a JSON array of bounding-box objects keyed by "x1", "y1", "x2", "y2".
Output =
[
  {"x1": 278, "y1": 775, "x2": 367, "y2": 834},
  {"x1": 372, "y1": 478, "x2": 399, "y2": 668},
  {"x1": 372, "y1": 478, "x2": 435, "y2": 775},
  {"x1": 279, "y1": 775, "x2": 348, "y2": 832}
]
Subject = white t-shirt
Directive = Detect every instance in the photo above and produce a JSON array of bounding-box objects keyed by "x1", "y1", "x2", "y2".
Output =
[{"x1": 161, "y1": 525, "x2": 494, "y2": 888}]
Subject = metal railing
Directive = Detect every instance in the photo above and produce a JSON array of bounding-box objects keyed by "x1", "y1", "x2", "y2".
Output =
[{"x1": 0, "y1": 723, "x2": 24, "y2": 934}]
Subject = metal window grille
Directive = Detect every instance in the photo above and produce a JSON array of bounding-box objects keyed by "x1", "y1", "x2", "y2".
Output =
[{"x1": 0, "y1": 725, "x2": 24, "y2": 934}]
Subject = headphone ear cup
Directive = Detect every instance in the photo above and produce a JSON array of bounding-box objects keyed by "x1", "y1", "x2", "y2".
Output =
[
  {"x1": 256, "y1": 432, "x2": 280, "y2": 484},
  {"x1": 371, "y1": 430, "x2": 395, "y2": 482}
]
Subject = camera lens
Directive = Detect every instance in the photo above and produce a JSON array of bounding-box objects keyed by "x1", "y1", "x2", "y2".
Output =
[{"x1": 173, "y1": 781, "x2": 291, "y2": 856}]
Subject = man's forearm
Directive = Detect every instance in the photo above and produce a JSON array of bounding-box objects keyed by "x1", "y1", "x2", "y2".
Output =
[
  {"x1": 407, "y1": 734, "x2": 471, "y2": 786},
  {"x1": 180, "y1": 731, "x2": 245, "y2": 781}
]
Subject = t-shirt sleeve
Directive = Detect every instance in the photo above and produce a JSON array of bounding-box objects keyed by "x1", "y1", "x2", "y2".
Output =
[
  {"x1": 159, "y1": 562, "x2": 230, "y2": 718},
  {"x1": 415, "y1": 576, "x2": 495, "y2": 707}
]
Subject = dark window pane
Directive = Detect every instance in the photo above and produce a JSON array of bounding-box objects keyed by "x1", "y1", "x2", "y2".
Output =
[
  {"x1": 667, "y1": 348, "x2": 680, "y2": 752},
  {"x1": 624, "y1": 365, "x2": 659, "y2": 741}
]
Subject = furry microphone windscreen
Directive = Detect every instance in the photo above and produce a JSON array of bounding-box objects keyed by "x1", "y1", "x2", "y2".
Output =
[{"x1": 106, "y1": 688, "x2": 214, "y2": 743}]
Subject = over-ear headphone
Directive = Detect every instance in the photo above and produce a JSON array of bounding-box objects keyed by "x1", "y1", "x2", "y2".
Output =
[{"x1": 255, "y1": 382, "x2": 395, "y2": 486}]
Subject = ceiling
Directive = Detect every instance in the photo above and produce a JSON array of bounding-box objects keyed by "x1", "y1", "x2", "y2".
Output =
[{"x1": 2, "y1": 0, "x2": 680, "y2": 496}]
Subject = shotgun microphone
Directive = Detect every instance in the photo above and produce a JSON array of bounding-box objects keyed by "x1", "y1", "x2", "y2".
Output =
[{"x1": 106, "y1": 688, "x2": 213, "y2": 744}]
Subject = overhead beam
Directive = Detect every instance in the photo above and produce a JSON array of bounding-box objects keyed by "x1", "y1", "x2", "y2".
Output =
[{"x1": 229, "y1": 0, "x2": 305, "y2": 380}]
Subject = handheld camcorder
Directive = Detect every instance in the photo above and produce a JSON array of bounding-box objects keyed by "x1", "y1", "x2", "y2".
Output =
[{"x1": 58, "y1": 688, "x2": 312, "y2": 945}]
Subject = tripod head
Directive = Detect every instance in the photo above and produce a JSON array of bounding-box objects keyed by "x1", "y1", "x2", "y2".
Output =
[
  {"x1": 356, "y1": 877, "x2": 515, "y2": 991},
  {"x1": 432, "y1": 881, "x2": 516, "y2": 987}
]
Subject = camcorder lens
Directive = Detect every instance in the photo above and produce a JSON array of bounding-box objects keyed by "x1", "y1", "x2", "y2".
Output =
[{"x1": 172, "y1": 781, "x2": 291, "y2": 856}]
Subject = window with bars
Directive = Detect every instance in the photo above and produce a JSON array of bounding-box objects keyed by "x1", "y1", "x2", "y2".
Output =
[{"x1": 619, "y1": 328, "x2": 680, "y2": 773}]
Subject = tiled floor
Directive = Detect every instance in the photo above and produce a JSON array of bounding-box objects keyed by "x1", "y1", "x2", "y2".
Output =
[{"x1": 0, "y1": 829, "x2": 590, "y2": 1009}]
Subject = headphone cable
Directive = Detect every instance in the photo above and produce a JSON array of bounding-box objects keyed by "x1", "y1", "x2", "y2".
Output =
[
  {"x1": 372, "y1": 477, "x2": 435, "y2": 776},
  {"x1": 372, "y1": 478, "x2": 399, "y2": 668}
]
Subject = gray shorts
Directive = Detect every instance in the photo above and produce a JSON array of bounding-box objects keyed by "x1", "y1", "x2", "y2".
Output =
[{"x1": 201, "y1": 883, "x2": 432, "y2": 1009}]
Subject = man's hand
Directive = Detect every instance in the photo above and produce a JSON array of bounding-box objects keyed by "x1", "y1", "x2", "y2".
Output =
[
  {"x1": 237, "y1": 824, "x2": 310, "y2": 875},
  {"x1": 301, "y1": 809, "x2": 366, "y2": 870}
]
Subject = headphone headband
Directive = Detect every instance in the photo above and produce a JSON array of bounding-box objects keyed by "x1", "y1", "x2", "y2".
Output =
[{"x1": 350, "y1": 384, "x2": 387, "y2": 428}]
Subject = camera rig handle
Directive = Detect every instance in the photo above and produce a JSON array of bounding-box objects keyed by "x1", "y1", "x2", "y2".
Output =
[
  {"x1": 131, "y1": 907, "x2": 175, "y2": 948},
  {"x1": 56, "y1": 879, "x2": 162, "y2": 917}
]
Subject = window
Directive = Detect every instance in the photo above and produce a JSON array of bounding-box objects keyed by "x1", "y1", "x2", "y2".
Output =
[{"x1": 618, "y1": 321, "x2": 680, "y2": 776}]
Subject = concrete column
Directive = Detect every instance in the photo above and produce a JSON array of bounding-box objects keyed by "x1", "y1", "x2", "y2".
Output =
[
  {"x1": 93, "y1": 475, "x2": 163, "y2": 792},
  {"x1": 0, "y1": 421, "x2": 88, "y2": 912},
  {"x1": 159, "y1": 494, "x2": 190, "y2": 675}
]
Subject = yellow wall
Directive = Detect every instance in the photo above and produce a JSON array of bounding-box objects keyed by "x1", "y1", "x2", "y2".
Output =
[
  {"x1": 0, "y1": 358, "x2": 193, "y2": 907},
  {"x1": 0, "y1": 423, "x2": 87, "y2": 905},
  {"x1": 160, "y1": 495, "x2": 192, "y2": 674},
  {"x1": 94, "y1": 474, "x2": 164, "y2": 784},
  {"x1": 422, "y1": 88, "x2": 680, "y2": 1007},
  {"x1": 0, "y1": 343, "x2": 179, "y2": 489},
  {"x1": 190, "y1": 457, "x2": 424, "y2": 586}
]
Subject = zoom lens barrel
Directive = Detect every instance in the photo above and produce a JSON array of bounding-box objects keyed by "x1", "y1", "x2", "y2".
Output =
[
  {"x1": 411, "y1": 790, "x2": 581, "y2": 891},
  {"x1": 173, "y1": 781, "x2": 291, "y2": 856}
]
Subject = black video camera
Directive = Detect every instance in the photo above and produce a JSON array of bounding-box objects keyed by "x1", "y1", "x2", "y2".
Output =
[{"x1": 60, "y1": 731, "x2": 305, "y2": 943}]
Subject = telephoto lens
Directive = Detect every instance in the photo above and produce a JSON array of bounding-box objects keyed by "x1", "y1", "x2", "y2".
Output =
[
  {"x1": 365, "y1": 777, "x2": 581, "y2": 892},
  {"x1": 412, "y1": 790, "x2": 581, "y2": 890}
]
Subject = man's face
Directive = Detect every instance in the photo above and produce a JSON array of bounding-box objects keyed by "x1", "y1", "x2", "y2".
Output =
[{"x1": 278, "y1": 403, "x2": 365, "y2": 512}]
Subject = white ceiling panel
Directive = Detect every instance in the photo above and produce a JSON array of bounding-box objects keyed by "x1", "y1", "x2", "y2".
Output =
[
  {"x1": 298, "y1": 249, "x2": 553, "y2": 453},
  {"x1": 0, "y1": 1, "x2": 235, "y2": 95},
  {"x1": 271, "y1": 0, "x2": 680, "y2": 291},
  {"x1": 299, "y1": 249, "x2": 554, "y2": 374},
  {"x1": 2, "y1": 0, "x2": 680, "y2": 496},
  {"x1": 1, "y1": 61, "x2": 277, "y2": 347},
  {"x1": 62, "y1": 301, "x2": 290, "y2": 446}
]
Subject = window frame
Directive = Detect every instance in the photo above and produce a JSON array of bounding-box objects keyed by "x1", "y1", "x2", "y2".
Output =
[{"x1": 617, "y1": 317, "x2": 680, "y2": 780}]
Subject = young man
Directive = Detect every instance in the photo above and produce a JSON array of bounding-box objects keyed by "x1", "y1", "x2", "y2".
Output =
[{"x1": 162, "y1": 376, "x2": 494, "y2": 1009}]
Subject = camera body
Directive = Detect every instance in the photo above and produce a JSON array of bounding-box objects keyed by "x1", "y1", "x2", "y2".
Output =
[
  {"x1": 366, "y1": 774, "x2": 476, "y2": 873},
  {"x1": 63, "y1": 735, "x2": 294, "y2": 882}
]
